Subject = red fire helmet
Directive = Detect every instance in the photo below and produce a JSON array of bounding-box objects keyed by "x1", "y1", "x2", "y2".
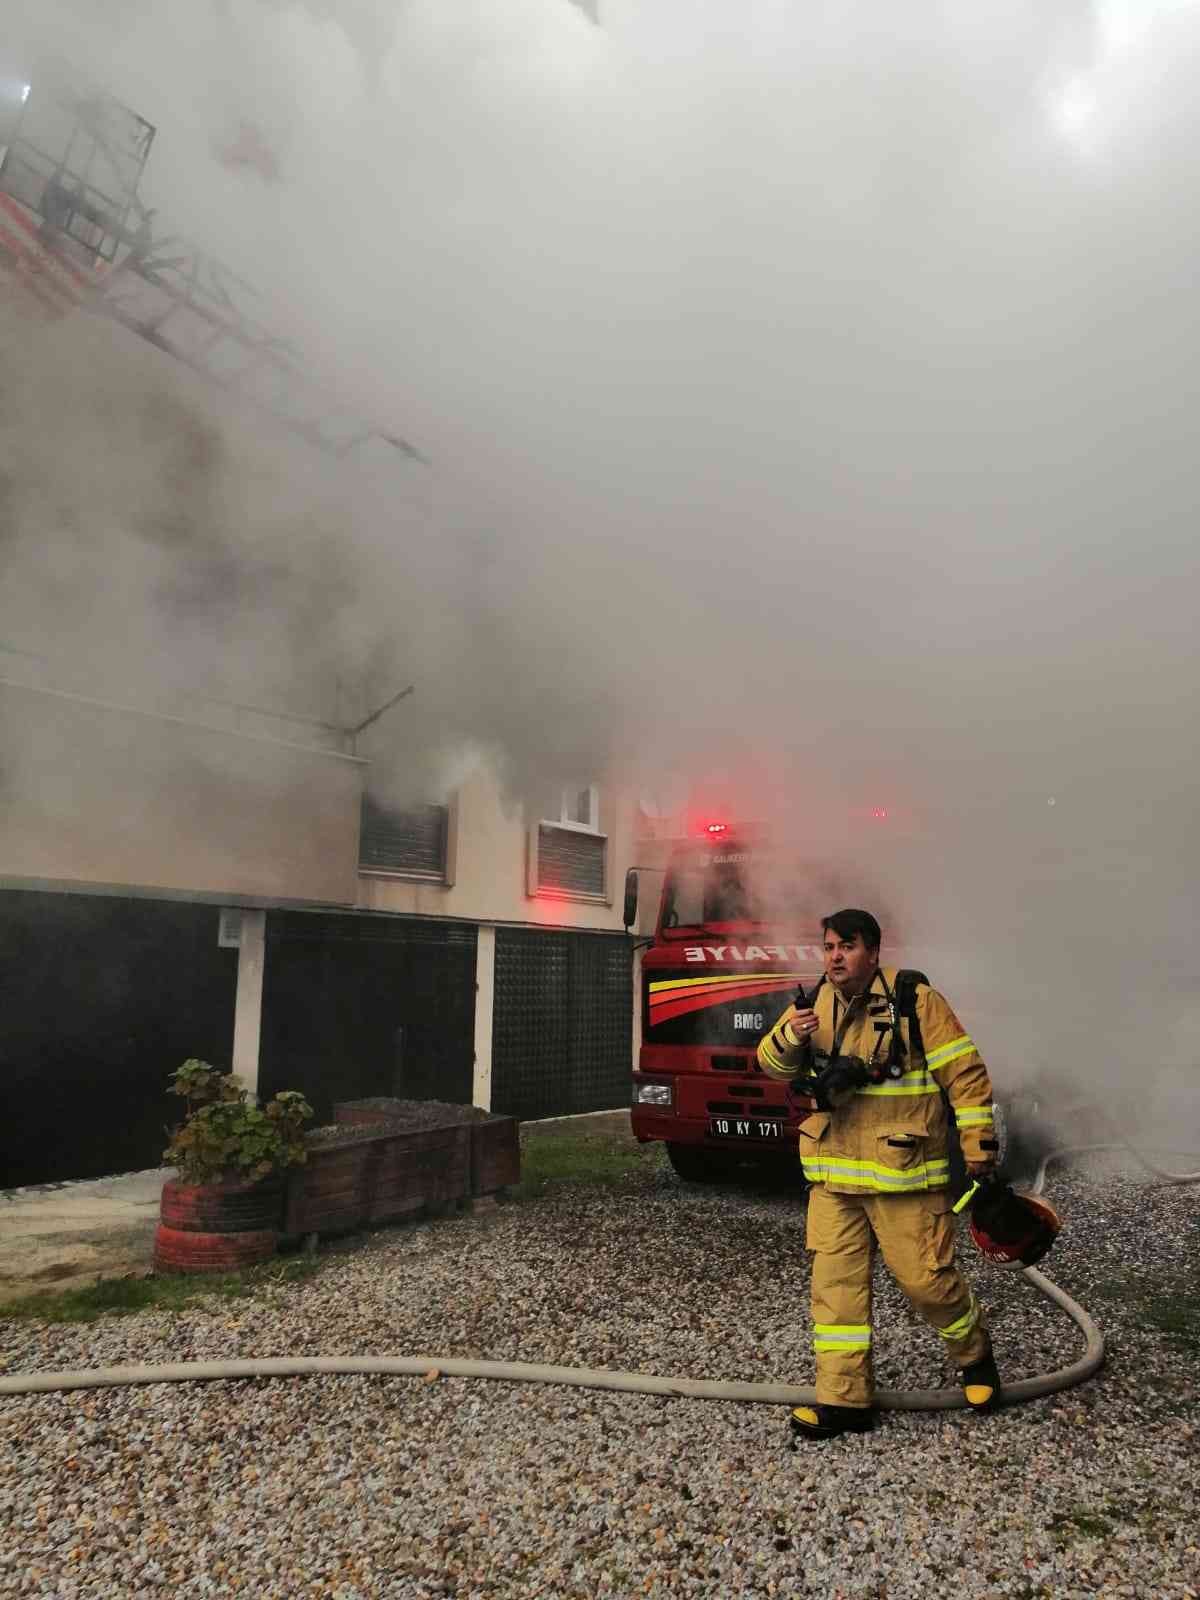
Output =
[{"x1": 969, "y1": 1188, "x2": 1062, "y2": 1270}]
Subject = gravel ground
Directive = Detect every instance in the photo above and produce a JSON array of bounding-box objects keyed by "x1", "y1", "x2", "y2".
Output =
[{"x1": 0, "y1": 1151, "x2": 1197, "y2": 1599}]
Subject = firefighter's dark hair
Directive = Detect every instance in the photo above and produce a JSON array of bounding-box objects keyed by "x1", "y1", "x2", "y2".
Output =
[{"x1": 821, "y1": 909, "x2": 882, "y2": 952}]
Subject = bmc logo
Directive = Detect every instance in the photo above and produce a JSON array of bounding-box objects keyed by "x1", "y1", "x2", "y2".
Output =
[{"x1": 734, "y1": 1013, "x2": 764, "y2": 1031}]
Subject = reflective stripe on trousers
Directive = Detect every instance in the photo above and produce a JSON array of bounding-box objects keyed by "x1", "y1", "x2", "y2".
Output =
[
  {"x1": 937, "y1": 1293, "x2": 981, "y2": 1344},
  {"x1": 813, "y1": 1322, "x2": 872, "y2": 1354}
]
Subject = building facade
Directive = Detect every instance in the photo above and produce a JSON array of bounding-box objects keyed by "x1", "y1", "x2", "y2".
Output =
[{"x1": 0, "y1": 675, "x2": 637, "y2": 1185}]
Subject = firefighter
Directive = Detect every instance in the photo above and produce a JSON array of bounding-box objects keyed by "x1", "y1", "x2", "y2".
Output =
[{"x1": 758, "y1": 908, "x2": 1002, "y2": 1441}]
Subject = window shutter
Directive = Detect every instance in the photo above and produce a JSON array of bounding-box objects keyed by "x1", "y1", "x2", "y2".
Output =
[
  {"x1": 537, "y1": 824, "x2": 606, "y2": 899},
  {"x1": 359, "y1": 798, "x2": 448, "y2": 878}
]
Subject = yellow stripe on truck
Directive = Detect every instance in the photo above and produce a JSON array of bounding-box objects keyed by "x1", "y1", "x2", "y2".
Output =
[{"x1": 648, "y1": 973, "x2": 805, "y2": 993}]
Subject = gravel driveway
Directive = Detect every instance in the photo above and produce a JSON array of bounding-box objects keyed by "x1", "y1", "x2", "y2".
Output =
[{"x1": 1, "y1": 1151, "x2": 1197, "y2": 1598}]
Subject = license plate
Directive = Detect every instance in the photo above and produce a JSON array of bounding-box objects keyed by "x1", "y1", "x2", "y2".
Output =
[{"x1": 708, "y1": 1116, "x2": 784, "y2": 1140}]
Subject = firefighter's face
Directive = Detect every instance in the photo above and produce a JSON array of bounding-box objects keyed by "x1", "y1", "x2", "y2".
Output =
[{"x1": 822, "y1": 930, "x2": 878, "y2": 994}]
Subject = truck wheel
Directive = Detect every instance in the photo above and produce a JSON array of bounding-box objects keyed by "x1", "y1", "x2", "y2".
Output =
[
  {"x1": 666, "y1": 1144, "x2": 736, "y2": 1183},
  {"x1": 748, "y1": 1153, "x2": 808, "y2": 1192}
]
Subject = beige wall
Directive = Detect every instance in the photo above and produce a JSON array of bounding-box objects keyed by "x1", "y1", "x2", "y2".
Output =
[
  {"x1": 1, "y1": 674, "x2": 643, "y2": 930},
  {"x1": 0, "y1": 678, "x2": 366, "y2": 905},
  {"x1": 357, "y1": 762, "x2": 637, "y2": 931}
]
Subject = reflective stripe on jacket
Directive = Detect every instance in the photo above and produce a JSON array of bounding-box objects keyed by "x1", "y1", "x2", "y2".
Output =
[{"x1": 757, "y1": 966, "x2": 994, "y2": 1195}]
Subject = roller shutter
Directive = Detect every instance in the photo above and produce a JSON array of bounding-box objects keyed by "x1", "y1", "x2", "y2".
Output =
[
  {"x1": 359, "y1": 798, "x2": 447, "y2": 878},
  {"x1": 536, "y1": 824, "x2": 606, "y2": 899}
]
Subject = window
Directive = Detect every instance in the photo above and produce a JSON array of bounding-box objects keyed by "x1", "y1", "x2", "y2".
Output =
[
  {"x1": 556, "y1": 785, "x2": 598, "y2": 829},
  {"x1": 533, "y1": 825, "x2": 607, "y2": 899},
  {"x1": 358, "y1": 796, "x2": 450, "y2": 881},
  {"x1": 659, "y1": 849, "x2": 827, "y2": 935},
  {"x1": 529, "y1": 784, "x2": 607, "y2": 902}
]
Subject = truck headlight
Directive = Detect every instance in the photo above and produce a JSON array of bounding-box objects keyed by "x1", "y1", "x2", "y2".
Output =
[{"x1": 633, "y1": 1078, "x2": 673, "y2": 1108}]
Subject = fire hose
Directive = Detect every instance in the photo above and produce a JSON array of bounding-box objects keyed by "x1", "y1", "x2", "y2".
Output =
[{"x1": 1, "y1": 1114, "x2": 1197, "y2": 1408}]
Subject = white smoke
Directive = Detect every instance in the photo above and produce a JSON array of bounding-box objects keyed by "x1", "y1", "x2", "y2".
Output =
[{"x1": 4, "y1": 1, "x2": 1200, "y2": 1127}]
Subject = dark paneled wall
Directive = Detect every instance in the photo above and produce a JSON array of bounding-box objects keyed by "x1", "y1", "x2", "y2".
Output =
[
  {"x1": 491, "y1": 929, "x2": 632, "y2": 1119},
  {"x1": 0, "y1": 891, "x2": 237, "y2": 1186},
  {"x1": 259, "y1": 913, "x2": 478, "y2": 1126}
]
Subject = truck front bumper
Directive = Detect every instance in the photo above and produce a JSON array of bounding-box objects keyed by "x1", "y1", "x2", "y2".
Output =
[{"x1": 631, "y1": 1073, "x2": 812, "y2": 1148}]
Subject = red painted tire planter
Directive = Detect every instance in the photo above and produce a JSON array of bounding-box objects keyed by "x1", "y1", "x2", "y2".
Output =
[
  {"x1": 153, "y1": 1224, "x2": 278, "y2": 1274},
  {"x1": 160, "y1": 1178, "x2": 283, "y2": 1234}
]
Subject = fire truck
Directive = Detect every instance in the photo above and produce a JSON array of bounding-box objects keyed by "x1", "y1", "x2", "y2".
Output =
[{"x1": 625, "y1": 820, "x2": 833, "y2": 1180}]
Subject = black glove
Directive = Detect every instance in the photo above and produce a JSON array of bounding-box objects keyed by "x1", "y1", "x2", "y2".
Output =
[
  {"x1": 966, "y1": 1177, "x2": 1037, "y2": 1240},
  {"x1": 810, "y1": 1057, "x2": 870, "y2": 1112},
  {"x1": 960, "y1": 1177, "x2": 1036, "y2": 1235}
]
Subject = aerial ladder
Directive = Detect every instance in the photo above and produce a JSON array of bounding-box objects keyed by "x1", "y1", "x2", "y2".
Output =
[{"x1": 0, "y1": 61, "x2": 425, "y2": 468}]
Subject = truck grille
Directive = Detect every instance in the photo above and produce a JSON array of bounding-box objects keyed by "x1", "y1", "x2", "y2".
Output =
[
  {"x1": 706, "y1": 1100, "x2": 786, "y2": 1120},
  {"x1": 711, "y1": 1054, "x2": 763, "y2": 1074}
]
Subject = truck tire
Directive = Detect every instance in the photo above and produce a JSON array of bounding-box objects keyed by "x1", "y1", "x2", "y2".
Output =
[
  {"x1": 748, "y1": 1152, "x2": 808, "y2": 1192},
  {"x1": 666, "y1": 1143, "x2": 737, "y2": 1183}
]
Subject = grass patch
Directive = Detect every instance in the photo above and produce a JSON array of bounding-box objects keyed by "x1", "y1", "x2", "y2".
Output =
[
  {"x1": 1140, "y1": 1293, "x2": 1200, "y2": 1351},
  {"x1": 0, "y1": 1256, "x2": 321, "y2": 1325},
  {"x1": 515, "y1": 1130, "x2": 665, "y2": 1199},
  {"x1": 1090, "y1": 1271, "x2": 1200, "y2": 1352},
  {"x1": 1048, "y1": 1507, "x2": 1114, "y2": 1540}
]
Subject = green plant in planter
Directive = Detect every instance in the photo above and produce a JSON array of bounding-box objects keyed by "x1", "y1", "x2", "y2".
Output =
[{"x1": 164, "y1": 1061, "x2": 313, "y2": 1185}]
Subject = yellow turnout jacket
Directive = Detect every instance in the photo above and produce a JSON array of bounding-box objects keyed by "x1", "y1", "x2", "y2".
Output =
[{"x1": 757, "y1": 966, "x2": 994, "y2": 1194}]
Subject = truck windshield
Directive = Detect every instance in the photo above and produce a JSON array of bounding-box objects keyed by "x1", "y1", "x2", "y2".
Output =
[{"x1": 660, "y1": 851, "x2": 814, "y2": 934}]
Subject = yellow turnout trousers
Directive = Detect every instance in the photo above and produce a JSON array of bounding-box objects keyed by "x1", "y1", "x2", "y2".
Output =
[{"x1": 806, "y1": 1184, "x2": 990, "y2": 1407}]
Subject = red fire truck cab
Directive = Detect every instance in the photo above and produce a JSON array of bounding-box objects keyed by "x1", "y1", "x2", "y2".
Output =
[{"x1": 626, "y1": 822, "x2": 830, "y2": 1181}]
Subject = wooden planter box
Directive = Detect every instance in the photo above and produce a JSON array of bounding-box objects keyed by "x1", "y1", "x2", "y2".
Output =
[
  {"x1": 334, "y1": 1099, "x2": 521, "y2": 1197},
  {"x1": 284, "y1": 1121, "x2": 470, "y2": 1239},
  {"x1": 469, "y1": 1114, "x2": 520, "y2": 1197}
]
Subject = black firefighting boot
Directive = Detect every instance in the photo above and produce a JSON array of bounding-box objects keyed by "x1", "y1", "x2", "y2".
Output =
[
  {"x1": 960, "y1": 1350, "x2": 1003, "y2": 1414},
  {"x1": 788, "y1": 1403, "x2": 875, "y2": 1444}
]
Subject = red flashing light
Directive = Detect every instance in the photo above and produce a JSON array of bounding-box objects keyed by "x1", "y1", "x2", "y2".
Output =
[
  {"x1": 871, "y1": 807, "x2": 888, "y2": 820},
  {"x1": 704, "y1": 821, "x2": 730, "y2": 835}
]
